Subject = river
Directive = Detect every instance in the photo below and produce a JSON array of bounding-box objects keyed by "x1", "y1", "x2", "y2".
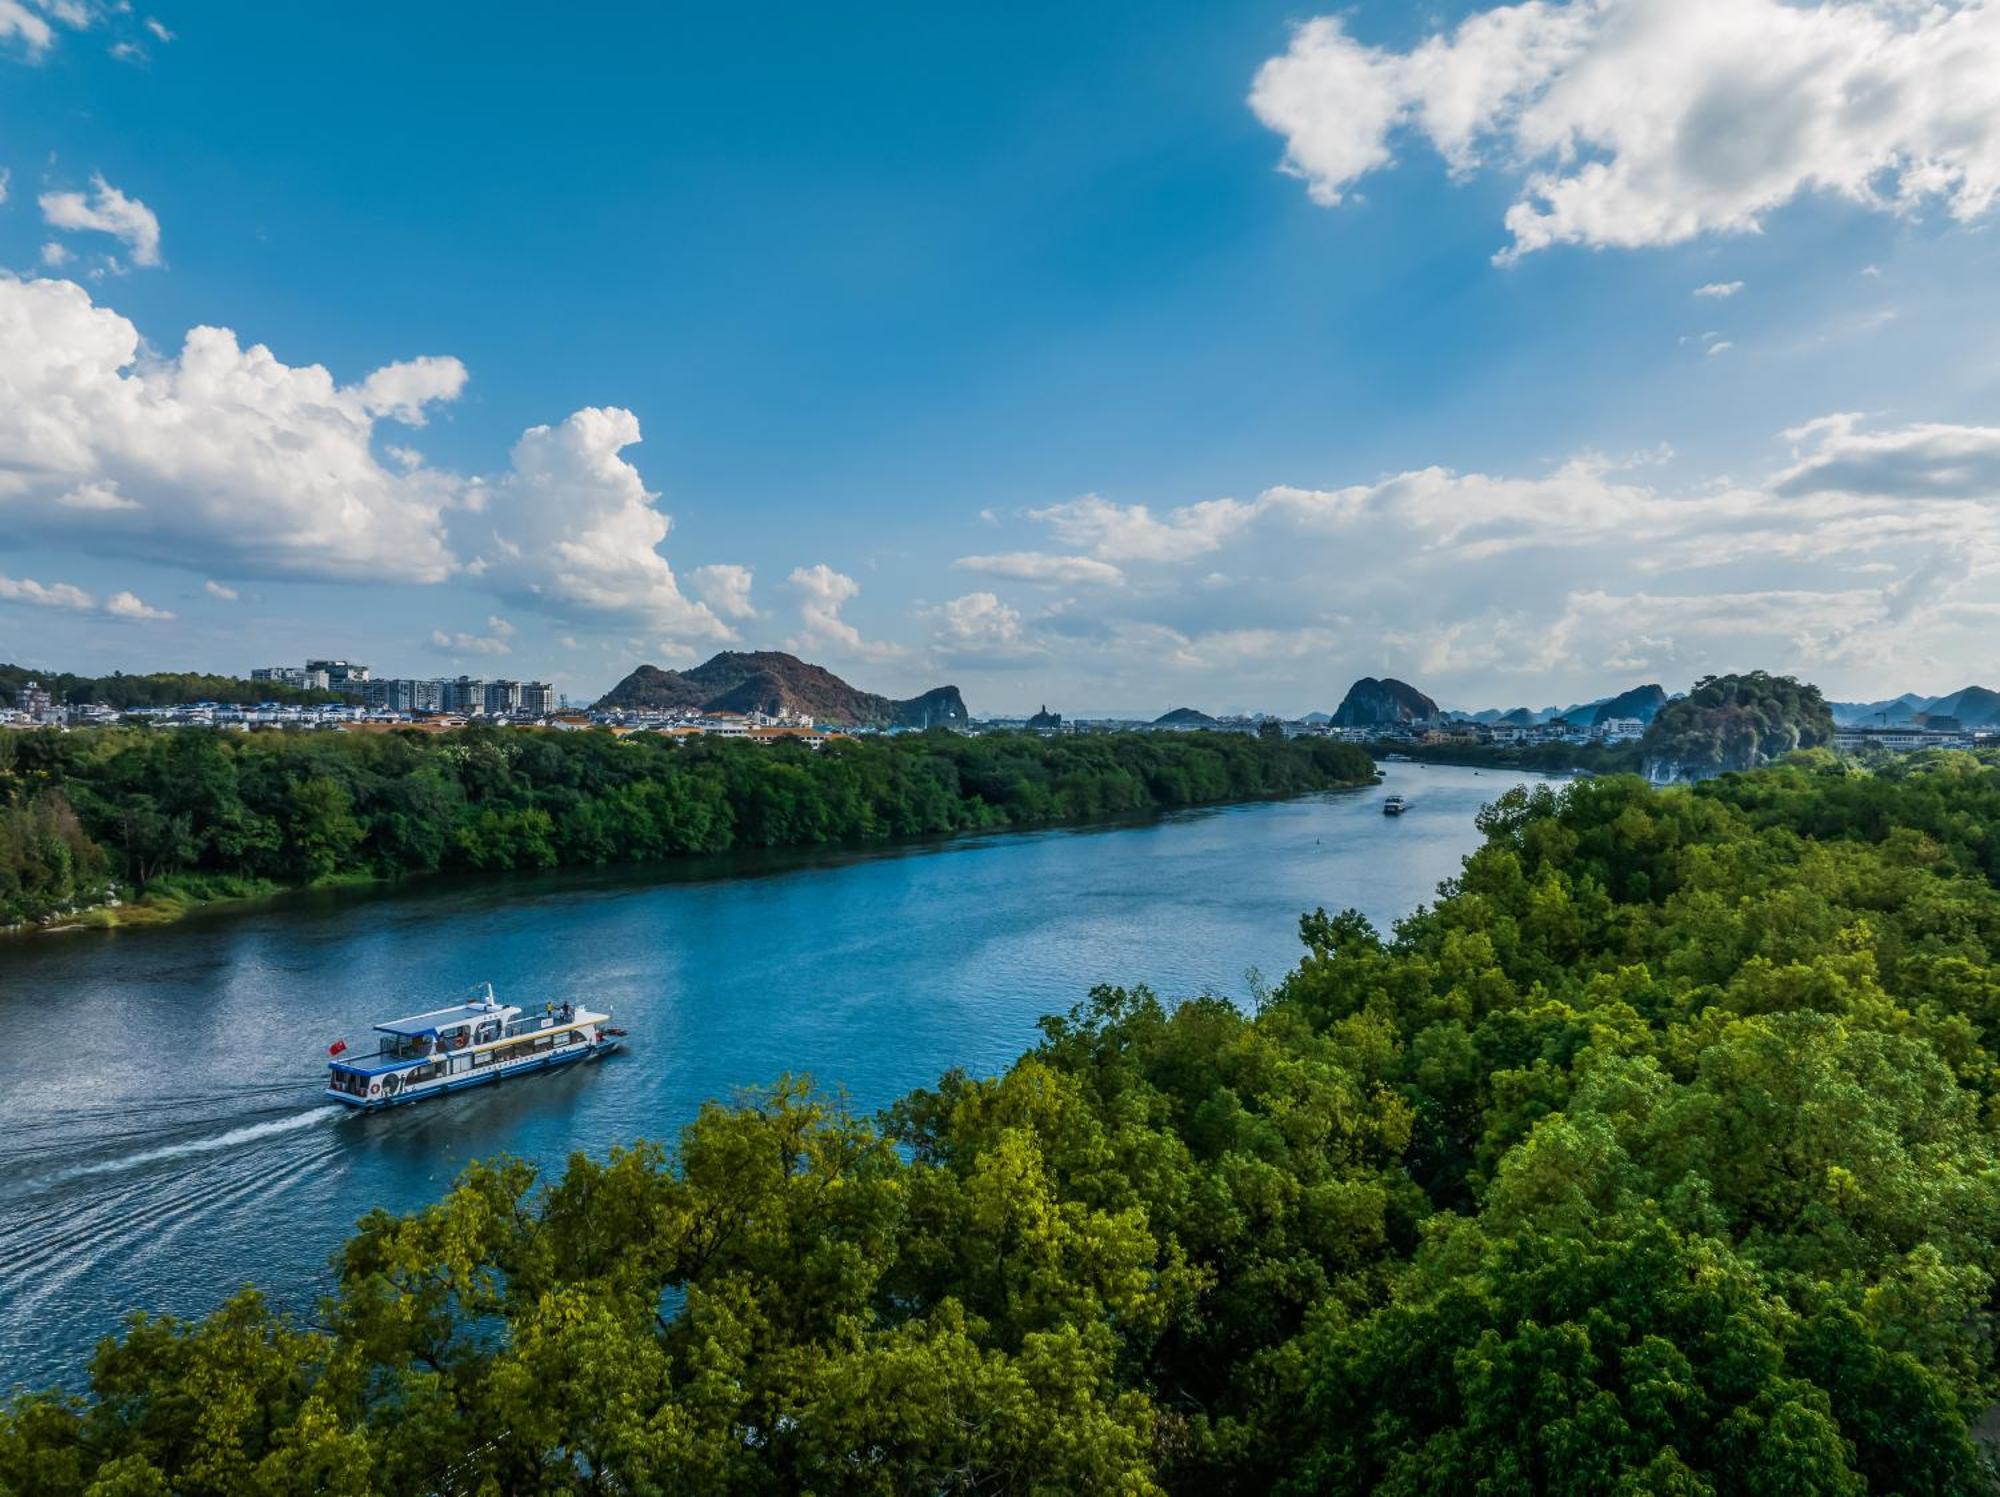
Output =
[{"x1": 0, "y1": 762, "x2": 1541, "y2": 1389}]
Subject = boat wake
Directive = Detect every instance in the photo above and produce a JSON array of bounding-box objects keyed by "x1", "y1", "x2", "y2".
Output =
[{"x1": 50, "y1": 1105, "x2": 344, "y2": 1184}]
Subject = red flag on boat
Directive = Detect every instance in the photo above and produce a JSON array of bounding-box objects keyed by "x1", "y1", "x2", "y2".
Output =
[{"x1": 328, "y1": 1038, "x2": 348, "y2": 1057}]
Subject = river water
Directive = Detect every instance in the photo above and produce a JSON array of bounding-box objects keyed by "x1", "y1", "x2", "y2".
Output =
[{"x1": 0, "y1": 762, "x2": 1539, "y2": 1389}]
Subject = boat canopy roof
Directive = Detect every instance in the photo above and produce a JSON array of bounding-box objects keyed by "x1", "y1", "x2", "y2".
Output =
[{"x1": 375, "y1": 1001, "x2": 518, "y2": 1037}]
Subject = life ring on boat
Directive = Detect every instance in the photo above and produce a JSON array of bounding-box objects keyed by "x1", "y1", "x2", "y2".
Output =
[{"x1": 368, "y1": 1081, "x2": 381, "y2": 1097}]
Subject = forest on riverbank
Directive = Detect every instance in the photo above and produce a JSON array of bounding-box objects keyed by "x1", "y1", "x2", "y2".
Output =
[
  {"x1": 7, "y1": 750, "x2": 2000, "y2": 1492},
  {"x1": 0, "y1": 726, "x2": 1376, "y2": 927}
]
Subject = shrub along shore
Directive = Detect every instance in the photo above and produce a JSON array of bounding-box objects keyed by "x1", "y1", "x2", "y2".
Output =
[
  {"x1": 0, "y1": 725, "x2": 1378, "y2": 930},
  {"x1": 7, "y1": 752, "x2": 2000, "y2": 1491}
]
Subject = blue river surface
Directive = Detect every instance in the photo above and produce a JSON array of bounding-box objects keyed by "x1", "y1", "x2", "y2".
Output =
[{"x1": 0, "y1": 761, "x2": 1543, "y2": 1390}]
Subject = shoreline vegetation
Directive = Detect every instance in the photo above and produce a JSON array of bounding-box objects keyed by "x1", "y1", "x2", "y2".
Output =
[
  {"x1": 0, "y1": 726, "x2": 1378, "y2": 934},
  {"x1": 8, "y1": 753, "x2": 2000, "y2": 1490}
]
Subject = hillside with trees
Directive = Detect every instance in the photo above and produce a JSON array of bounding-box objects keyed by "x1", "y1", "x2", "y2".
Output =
[
  {"x1": 0, "y1": 726, "x2": 1375, "y2": 927},
  {"x1": 595, "y1": 651, "x2": 967, "y2": 728},
  {"x1": 8, "y1": 753, "x2": 2000, "y2": 1490},
  {"x1": 1639, "y1": 670, "x2": 1835, "y2": 781}
]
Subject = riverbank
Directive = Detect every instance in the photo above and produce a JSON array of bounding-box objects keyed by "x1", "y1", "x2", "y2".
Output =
[
  {"x1": 1, "y1": 727, "x2": 1379, "y2": 933},
  {"x1": 5, "y1": 749, "x2": 1381, "y2": 937}
]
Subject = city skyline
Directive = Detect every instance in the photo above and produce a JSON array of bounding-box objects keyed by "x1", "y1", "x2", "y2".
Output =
[{"x1": 4, "y1": 1, "x2": 2000, "y2": 714}]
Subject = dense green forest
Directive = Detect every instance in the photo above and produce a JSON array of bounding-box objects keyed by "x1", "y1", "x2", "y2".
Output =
[
  {"x1": 0, "y1": 727, "x2": 1377, "y2": 926},
  {"x1": 1642, "y1": 670, "x2": 1837, "y2": 778},
  {"x1": 8, "y1": 751, "x2": 2000, "y2": 1491},
  {"x1": 0, "y1": 663, "x2": 343, "y2": 710}
]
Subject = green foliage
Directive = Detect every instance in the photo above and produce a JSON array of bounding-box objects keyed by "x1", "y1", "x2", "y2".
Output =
[
  {"x1": 0, "y1": 726, "x2": 1376, "y2": 924},
  {"x1": 1640, "y1": 671, "x2": 1836, "y2": 778},
  {"x1": 0, "y1": 663, "x2": 343, "y2": 710},
  {"x1": 11, "y1": 756, "x2": 2000, "y2": 1492}
]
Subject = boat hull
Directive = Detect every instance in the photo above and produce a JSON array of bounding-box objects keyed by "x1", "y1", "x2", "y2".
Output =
[{"x1": 325, "y1": 1037, "x2": 621, "y2": 1111}]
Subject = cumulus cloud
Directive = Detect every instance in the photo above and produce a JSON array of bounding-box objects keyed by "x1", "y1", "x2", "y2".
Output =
[
  {"x1": 923, "y1": 591, "x2": 1042, "y2": 667},
  {"x1": 1029, "y1": 493, "x2": 1255, "y2": 563},
  {"x1": 0, "y1": 275, "x2": 464, "y2": 580},
  {"x1": 1694, "y1": 280, "x2": 1745, "y2": 298},
  {"x1": 40, "y1": 174, "x2": 162, "y2": 266},
  {"x1": 953, "y1": 551, "x2": 1125, "y2": 587},
  {"x1": 0, "y1": 571, "x2": 171, "y2": 619},
  {"x1": 39, "y1": 242, "x2": 72, "y2": 268},
  {"x1": 1250, "y1": 0, "x2": 2000, "y2": 260},
  {"x1": 688, "y1": 562, "x2": 759, "y2": 619},
  {"x1": 786, "y1": 564, "x2": 903, "y2": 661},
  {"x1": 458, "y1": 407, "x2": 731, "y2": 642},
  {"x1": 1772, "y1": 413, "x2": 2000, "y2": 499},
  {"x1": 968, "y1": 414, "x2": 2000, "y2": 706},
  {"x1": 103, "y1": 589, "x2": 173, "y2": 620},
  {"x1": 0, "y1": 278, "x2": 748, "y2": 644}
]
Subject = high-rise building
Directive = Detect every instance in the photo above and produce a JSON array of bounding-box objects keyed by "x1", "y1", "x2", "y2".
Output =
[
  {"x1": 306, "y1": 659, "x2": 370, "y2": 690},
  {"x1": 484, "y1": 680, "x2": 523, "y2": 716},
  {"x1": 442, "y1": 677, "x2": 488, "y2": 714}
]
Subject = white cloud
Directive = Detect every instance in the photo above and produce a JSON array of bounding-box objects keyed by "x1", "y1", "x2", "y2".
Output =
[
  {"x1": 0, "y1": 571, "x2": 171, "y2": 620},
  {"x1": 144, "y1": 16, "x2": 170, "y2": 42},
  {"x1": 924, "y1": 591, "x2": 1042, "y2": 667},
  {"x1": 431, "y1": 617, "x2": 514, "y2": 656},
  {"x1": 358, "y1": 357, "x2": 468, "y2": 426},
  {"x1": 1772, "y1": 414, "x2": 2000, "y2": 499},
  {"x1": 203, "y1": 579, "x2": 238, "y2": 600},
  {"x1": 1251, "y1": 0, "x2": 2000, "y2": 260},
  {"x1": 40, "y1": 174, "x2": 162, "y2": 267},
  {"x1": 1029, "y1": 493, "x2": 1255, "y2": 563},
  {"x1": 0, "y1": 2, "x2": 55, "y2": 56},
  {"x1": 39, "y1": 242, "x2": 72, "y2": 268},
  {"x1": 786, "y1": 563, "x2": 903, "y2": 661},
  {"x1": 0, "y1": 168, "x2": 9, "y2": 206},
  {"x1": 953, "y1": 551, "x2": 1125, "y2": 586},
  {"x1": 689, "y1": 562, "x2": 759, "y2": 619},
  {"x1": 0, "y1": 573, "x2": 93, "y2": 611},
  {"x1": 0, "y1": 274, "x2": 465, "y2": 580},
  {"x1": 1706, "y1": 340, "x2": 1734, "y2": 356},
  {"x1": 983, "y1": 414, "x2": 2000, "y2": 706},
  {"x1": 458, "y1": 407, "x2": 731, "y2": 643},
  {"x1": 1694, "y1": 280, "x2": 1744, "y2": 298},
  {"x1": 0, "y1": 279, "x2": 748, "y2": 645},
  {"x1": 103, "y1": 589, "x2": 172, "y2": 620}
]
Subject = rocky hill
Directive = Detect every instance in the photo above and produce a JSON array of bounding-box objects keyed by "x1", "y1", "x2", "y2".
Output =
[
  {"x1": 1582, "y1": 683, "x2": 1668, "y2": 725},
  {"x1": 1153, "y1": 706, "x2": 1218, "y2": 726},
  {"x1": 1331, "y1": 677, "x2": 1439, "y2": 727},
  {"x1": 1640, "y1": 672, "x2": 1834, "y2": 781},
  {"x1": 1829, "y1": 686, "x2": 2000, "y2": 728},
  {"x1": 596, "y1": 652, "x2": 967, "y2": 728}
]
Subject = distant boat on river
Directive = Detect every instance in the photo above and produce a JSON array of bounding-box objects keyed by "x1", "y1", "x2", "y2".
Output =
[
  {"x1": 1382, "y1": 794, "x2": 1408, "y2": 816},
  {"x1": 325, "y1": 983, "x2": 621, "y2": 1110}
]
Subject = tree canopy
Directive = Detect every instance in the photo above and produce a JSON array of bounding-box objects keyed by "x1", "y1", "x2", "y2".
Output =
[
  {"x1": 0, "y1": 726, "x2": 1375, "y2": 926},
  {"x1": 1640, "y1": 671, "x2": 1836, "y2": 780},
  {"x1": 9, "y1": 752, "x2": 2000, "y2": 1492}
]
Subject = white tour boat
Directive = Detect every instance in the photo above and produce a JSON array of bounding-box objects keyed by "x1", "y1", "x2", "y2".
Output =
[{"x1": 325, "y1": 984, "x2": 622, "y2": 1111}]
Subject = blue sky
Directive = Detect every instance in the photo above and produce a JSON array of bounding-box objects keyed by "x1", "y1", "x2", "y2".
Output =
[{"x1": 4, "y1": 0, "x2": 2000, "y2": 713}]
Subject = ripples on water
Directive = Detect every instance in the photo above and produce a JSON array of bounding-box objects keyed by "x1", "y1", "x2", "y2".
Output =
[{"x1": 0, "y1": 764, "x2": 1543, "y2": 1389}]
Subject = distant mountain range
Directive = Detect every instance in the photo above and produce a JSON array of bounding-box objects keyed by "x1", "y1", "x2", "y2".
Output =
[
  {"x1": 1448, "y1": 683, "x2": 1670, "y2": 727},
  {"x1": 596, "y1": 651, "x2": 967, "y2": 728},
  {"x1": 1829, "y1": 686, "x2": 2000, "y2": 728}
]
